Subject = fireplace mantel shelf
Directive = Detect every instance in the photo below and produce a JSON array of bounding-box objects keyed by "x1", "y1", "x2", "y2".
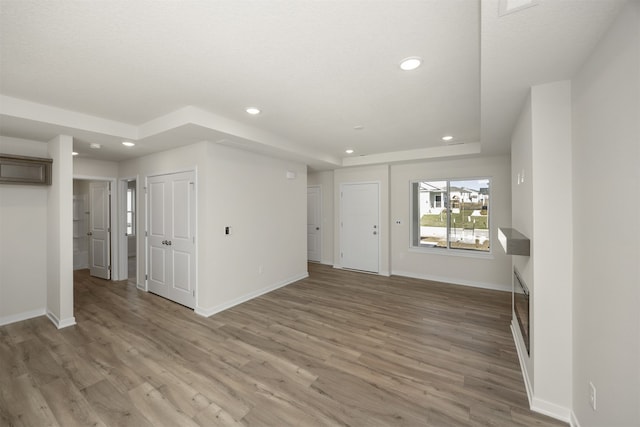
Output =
[{"x1": 498, "y1": 227, "x2": 530, "y2": 256}]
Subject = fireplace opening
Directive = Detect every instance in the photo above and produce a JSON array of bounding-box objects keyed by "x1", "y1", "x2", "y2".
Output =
[{"x1": 514, "y1": 268, "x2": 530, "y2": 355}]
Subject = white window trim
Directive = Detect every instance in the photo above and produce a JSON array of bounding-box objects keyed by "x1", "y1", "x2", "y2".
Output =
[
  {"x1": 410, "y1": 177, "x2": 493, "y2": 258},
  {"x1": 127, "y1": 186, "x2": 136, "y2": 237}
]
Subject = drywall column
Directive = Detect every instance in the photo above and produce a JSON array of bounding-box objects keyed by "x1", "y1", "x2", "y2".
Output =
[
  {"x1": 530, "y1": 81, "x2": 573, "y2": 417},
  {"x1": 47, "y1": 135, "x2": 76, "y2": 328},
  {"x1": 511, "y1": 93, "x2": 534, "y2": 391}
]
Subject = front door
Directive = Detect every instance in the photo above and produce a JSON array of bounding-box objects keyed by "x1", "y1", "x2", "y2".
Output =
[
  {"x1": 89, "y1": 181, "x2": 111, "y2": 279},
  {"x1": 340, "y1": 182, "x2": 379, "y2": 273},
  {"x1": 307, "y1": 186, "x2": 322, "y2": 262},
  {"x1": 147, "y1": 171, "x2": 196, "y2": 308}
]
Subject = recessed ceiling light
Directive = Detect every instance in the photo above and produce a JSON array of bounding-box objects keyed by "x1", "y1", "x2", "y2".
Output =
[
  {"x1": 72, "y1": 151, "x2": 79, "y2": 156},
  {"x1": 353, "y1": 125, "x2": 364, "y2": 130},
  {"x1": 89, "y1": 143, "x2": 101, "y2": 149},
  {"x1": 345, "y1": 149, "x2": 354, "y2": 154},
  {"x1": 246, "y1": 107, "x2": 261, "y2": 115},
  {"x1": 399, "y1": 57, "x2": 422, "y2": 71},
  {"x1": 442, "y1": 135, "x2": 453, "y2": 141},
  {"x1": 122, "y1": 141, "x2": 135, "y2": 147}
]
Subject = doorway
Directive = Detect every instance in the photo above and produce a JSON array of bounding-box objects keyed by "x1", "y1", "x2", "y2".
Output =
[
  {"x1": 340, "y1": 182, "x2": 379, "y2": 273},
  {"x1": 72, "y1": 179, "x2": 113, "y2": 280},
  {"x1": 88, "y1": 181, "x2": 111, "y2": 279},
  {"x1": 125, "y1": 179, "x2": 137, "y2": 283},
  {"x1": 307, "y1": 185, "x2": 322, "y2": 262}
]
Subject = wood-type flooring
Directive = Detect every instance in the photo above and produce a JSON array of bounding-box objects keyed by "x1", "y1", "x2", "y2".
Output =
[{"x1": 0, "y1": 263, "x2": 567, "y2": 426}]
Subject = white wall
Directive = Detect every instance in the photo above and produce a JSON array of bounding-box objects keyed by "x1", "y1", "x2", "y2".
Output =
[
  {"x1": 334, "y1": 165, "x2": 390, "y2": 275},
  {"x1": 307, "y1": 170, "x2": 334, "y2": 265},
  {"x1": 572, "y1": 2, "x2": 640, "y2": 425},
  {"x1": 390, "y1": 155, "x2": 512, "y2": 290},
  {"x1": 0, "y1": 137, "x2": 48, "y2": 325},
  {"x1": 203, "y1": 143, "x2": 307, "y2": 313},
  {"x1": 74, "y1": 157, "x2": 119, "y2": 179},
  {"x1": 119, "y1": 141, "x2": 308, "y2": 316}
]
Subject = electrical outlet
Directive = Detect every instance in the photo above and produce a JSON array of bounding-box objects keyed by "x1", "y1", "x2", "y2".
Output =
[{"x1": 589, "y1": 382, "x2": 597, "y2": 411}]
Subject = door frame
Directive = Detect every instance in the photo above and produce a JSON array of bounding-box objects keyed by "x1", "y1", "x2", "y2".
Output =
[
  {"x1": 118, "y1": 176, "x2": 139, "y2": 287},
  {"x1": 72, "y1": 175, "x2": 120, "y2": 280},
  {"x1": 307, "y1": 185, "x2": 322, "y2": 263},
  {"x1": 339, "y1": 180, "x2": 381, "y2": 274},
  {"x1": 144, "y1": 168, "x2": 198, "y2": 307}
]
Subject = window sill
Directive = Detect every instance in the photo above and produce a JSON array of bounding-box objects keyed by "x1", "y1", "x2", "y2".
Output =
[{"x1": 408, "y1": 246, "x2": 494, "y2": 260}]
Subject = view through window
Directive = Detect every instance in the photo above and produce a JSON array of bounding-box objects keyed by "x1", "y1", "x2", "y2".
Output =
[
  {"x1": 126, "y1": 187, "x2": 135, "y2": 236},
  {"x1": 412, "y1": 178, "x2": 490, "y2": 252}
]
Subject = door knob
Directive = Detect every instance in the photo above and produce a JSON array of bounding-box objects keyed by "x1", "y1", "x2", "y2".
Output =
[
  {"x1": 373, "y1": 231, "x2": 377, "y2": 235},
  {"x1": 167, "y1": 240, "x2": 172, "y2": 246},
  {"x1": 315, "y1": 227, "x2": 320, "y2": 230},
  {"x1": 87, "y1": 232, "x2": 92, "y2": 236},
  {"x1": 162, "y1": 240, "x2": 166, "y2": 245}
]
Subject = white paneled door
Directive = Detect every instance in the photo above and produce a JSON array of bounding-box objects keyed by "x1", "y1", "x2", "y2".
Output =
[
  {"x1": 307, "y1": 186, "x2": 322, "y2": 262},
  {"x1": 340, "y1": 182, "x2": 379, "y2": 273},
  {"x1": 89, "y1": 181, "x2": 111, "y2": 279},
  {"x1": 147, "y1": 171, "x2": 196, "y2": 309}
]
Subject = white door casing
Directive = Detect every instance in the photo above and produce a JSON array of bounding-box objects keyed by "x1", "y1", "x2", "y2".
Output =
[
  {"x1": 340, "y1": 182, "x2": 379, "y2": 273},
  {"x1": 307, "y1": 186, "x2": 322, "y2": 262},
  {"x1": 147, "y1": 171, "x2": 196, "y2": 308},
  {"x1": 89, "y1": 181, "x2": 111, "y2": 279}
]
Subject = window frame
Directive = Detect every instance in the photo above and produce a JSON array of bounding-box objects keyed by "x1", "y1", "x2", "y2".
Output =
[
  {"x1": 410, "y1": 177, "x2": 493, "y2": 258},
  {"x1": 126, "y1": 186, "x2": 136, "y2": 237}
]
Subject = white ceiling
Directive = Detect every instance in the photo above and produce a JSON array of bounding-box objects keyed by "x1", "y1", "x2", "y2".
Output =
[{"x1": 0, "y1": 0, "x2": 624, "y2": 169}]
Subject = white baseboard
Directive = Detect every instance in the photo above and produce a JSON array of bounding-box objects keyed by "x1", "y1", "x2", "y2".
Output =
[
  {"x1": 531, "y1": 397, "x2": 571, "y2": 423},
  {"x1": 511, "y1": 320, "x2": 533, "y2": 406},
  {"x1": 308, "y1": 259, "x2": 332, "y2": 266},
  {"x1": 331, "y1": 265, "x2": 390, "y2": 277},
  {"x1": 46, "y1": 310, "x2": 77, "y2": 329},
  {"x1": 511, "y1": 321, "x2": 572, "y2": 424},
  {"x1": 0, "y1": 308, "x2": 46, "y2": 326},
  {"x1": 392, "y1": 269, "x2": 511, "y2": 292},
  {"x1": 195, "y1": 272, "x2": 309, "y2": 317}
]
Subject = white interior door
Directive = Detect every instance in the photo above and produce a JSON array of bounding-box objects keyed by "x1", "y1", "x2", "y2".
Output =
[
  {"x1": 307, "y1": 186, "x2": 322, "y2": 262},
  {"x1": 340, "y1": 182, "x2": 379, "y2": 273},
  {"x1": 147, "y1": 171, "x2": 196, "y2": 308},
  {"x1": 89, "y1": 181, "x2": 111, "y2": 279}
]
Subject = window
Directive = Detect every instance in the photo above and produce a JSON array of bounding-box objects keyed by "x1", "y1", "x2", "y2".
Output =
[
  {"x1": 411, "y1": 178, "x2": 490, "y2": 253},
  {"x1": 126, "y1": 186, "x2": 135, "y2": 236}
]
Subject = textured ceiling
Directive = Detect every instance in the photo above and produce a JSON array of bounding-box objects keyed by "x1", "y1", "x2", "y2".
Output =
[
  {"x1": 481, "y1": 0, "x2": 624, "y2": 154},
  {"x1": 0, "y1": 0, "x2": 626, "y2": 167}
]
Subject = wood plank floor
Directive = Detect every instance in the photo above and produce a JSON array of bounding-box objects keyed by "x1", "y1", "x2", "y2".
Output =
[{"x1": 0, "y1": 263, "x2": 567, "y2": 426}]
